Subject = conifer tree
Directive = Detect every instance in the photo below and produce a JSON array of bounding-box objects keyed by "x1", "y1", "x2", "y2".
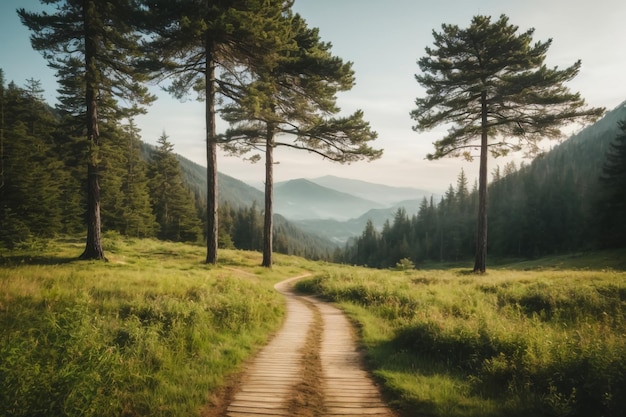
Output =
[
  {"x1": 221, "y1": 13, "x2": 381, "y2": 267},
  {"x1": 356, "y1": 219, "x2": 379, "y2": 267},
  {"x1": 411, "y1": 14, "x2": 603, "y2": 272},
  {"x1": 217, "y1": 203, "x2": 236, "y2": 249},
  {"x1": 100, "y1": 120, "x2": 157, "y2": 237},
  {"x1": 141, "y1": 0, "x2": 292, "y2": 264},
  {"x1": 148, "y1": 133, "x2": 202, "y2": 242},
  {"x1": 0, "y1": 80, "x2": 64, "y2": 247},
  {"x1": 598, "y1": 120, "x2": 626, "y2": 246},
  {"x1": 19, "y1": 0, "x2": 154, "y2": 260}
]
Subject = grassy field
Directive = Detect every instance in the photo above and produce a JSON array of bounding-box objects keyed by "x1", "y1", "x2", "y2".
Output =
[
  {"x1": 0, "y1": 235, "x2": 315, "y2": 417},
  {"x1": 296, "y1": 252, "x2": 626, "y2": 417},
  {"x1": 2, "y1": 237, "x2": 625, "y2": 417}
]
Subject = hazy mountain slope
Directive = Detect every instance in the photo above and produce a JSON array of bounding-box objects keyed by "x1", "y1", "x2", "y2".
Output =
[
  {"x1": 274, "y1": 179, "x2": 385, "y2": 220},
  {"x1": 175, "y1": 155, "x2": 265, "y2": 208},
  {"x1": 295, "y1": 199, "x2": 423, "y2": 244},
  {"x1": 310, "y1": 175, "x2": 434, "y2": 205},
  {"x1": 140, "y1": 144, "x2": 337, "y2": 254},
  {"x1": 273, "y1": 213, "x2": 338, "y2": 254}
]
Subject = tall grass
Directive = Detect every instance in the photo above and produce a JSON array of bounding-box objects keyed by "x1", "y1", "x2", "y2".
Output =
[
  {"x1": 0, "y1": 236, "x2": 311, "y2": 417},
  {"x1": 296, "y1": 266, "x2": 626, "y2": 417}
]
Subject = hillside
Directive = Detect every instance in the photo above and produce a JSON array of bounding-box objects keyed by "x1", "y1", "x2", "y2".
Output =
[
  {"x1": 274, "y1": 179, "x2": 384, "y2": 221},
  {"x1": 295, "y1": 199, "x2": 423, "y2": 244},
  {"x1": 142, "y1": 144, "x2": 338, "y2": 255},
  {"x1": 341, "y1": 99, "x2": 626, "y2": 267},
  {"x1": 310, "y1": 175, "x2": 434, "y2": 205},
  {"x1": 171, "y1": 152, "x2": 434, "y2": 243},
  {"x1": 141, "y1": 142, "x2": 265, "y2": 209}
]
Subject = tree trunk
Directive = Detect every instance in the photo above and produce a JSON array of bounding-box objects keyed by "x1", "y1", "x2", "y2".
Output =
[
  {"x1": 80, "y1": 0, "x2": 105, "y2": 261},
  {"x1": 473, "y1": 91, "x2": 488, "y2": 273},
  {"x1": 262, "y1": 126, "x2": 274, "y2": 268},
  {"x1": 205, "y1": 42, "x2": 218, "y2": 264}
]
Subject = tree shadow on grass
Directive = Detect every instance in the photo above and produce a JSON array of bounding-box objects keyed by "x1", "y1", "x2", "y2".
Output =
[
  {"x1": 363, "y1": 322, "x2": 523, "y2": 417},
  {"x1": 0, "y1": 254, "x2": 79, "y2": 266}
]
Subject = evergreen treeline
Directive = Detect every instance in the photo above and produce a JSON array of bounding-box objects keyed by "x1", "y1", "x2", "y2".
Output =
[
  {"x1": 342, "y1": 103, "x2": 626, "y2": 268},
  {"x1": 0, "y1": 74, "x2": 332, "y2": 259}
]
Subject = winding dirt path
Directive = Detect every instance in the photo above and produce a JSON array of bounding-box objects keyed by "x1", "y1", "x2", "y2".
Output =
[{"x1": 224, "y1": 275, "x2": 394, "y2": 417}]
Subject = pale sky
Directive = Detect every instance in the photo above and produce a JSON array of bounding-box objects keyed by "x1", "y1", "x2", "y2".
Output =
[{"x1": 1, "y1": 0, "x2": 625, "y2": 192}]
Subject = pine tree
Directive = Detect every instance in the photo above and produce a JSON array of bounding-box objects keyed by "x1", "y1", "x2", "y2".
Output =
[
  {"x1": 100, "y1": 120, "x2": 157, "y2": 237},
  {"x1": 411, "y1": 14, "x2": 603, "y2": 272},
  {"x1": 141, "y1": 0, "x2": 292, "y2": 264},
  {"x1": 19, "y1": 0, "x2": 154, "y2": 260},
  {"x1": 221, "y1": 13, "x2": 380, "y2": 267},
  {"x1": 598, "y1": 120, "x2": 626, "y2": 247},
  {"x1": 217, "y1": 203, "x2": 236, "y2": 249},
  {"x1": 356, "y1": 219, "x2": 379, "y2": 267},
  {"x1": 148, "y1": 133, "x2": 202, "y2": 242}
]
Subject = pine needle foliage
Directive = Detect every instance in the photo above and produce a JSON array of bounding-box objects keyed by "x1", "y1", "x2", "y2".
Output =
[{"x1": 411, "y1": 14, "x2": 603, "y2": 272}]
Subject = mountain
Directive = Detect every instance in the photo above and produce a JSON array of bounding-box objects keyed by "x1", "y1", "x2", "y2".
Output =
[
  {"x1": 141, "y1": 144, "x2": 337, "y2": 256},
  {"x1": 165, "y1": 146, "x2": 437, "y2": 245},
  {"x1": 274, "y1": 179, "x2": 385, "y2": 221},
  {"x1": 294, "y1": 199, "x2": 423, "y2": 244},
  {"x1": 142, "y1": 142, "x2": 265, "y2": 209},
  {"x1": 175, "y1": 154, "x2": 265, "y2": 209},
  {"x1": 309, "y1": 175, "x2": 434, "y2": 206}
]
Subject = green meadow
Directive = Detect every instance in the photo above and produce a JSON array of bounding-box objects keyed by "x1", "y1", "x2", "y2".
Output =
[
  {"x1": 296, "y1": 253, "x2": 626, "y2": 417},
  {"x1": 0, "y1": 235, "x2": 312, "y2": 417},
  {"x1": 1, "y1": 237, "x2": 625, "y2": 417}
]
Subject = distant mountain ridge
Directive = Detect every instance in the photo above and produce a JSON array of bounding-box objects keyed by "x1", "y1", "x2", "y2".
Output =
[
  {"x1": 274, "y1": 179, "x2": 385, "y2": 221},
  {"x1": 151, "y1": 100, "x2": 626, "y2": 250},
  {"x1": 165, "y1": 145, "x2": 439, "y2": 245},
  {"x1": 309, "y1": 175, "x2": 434, "y2": 206},
  {"x1": 295, "y1": 199, "x2": 424, "y2": 244}
]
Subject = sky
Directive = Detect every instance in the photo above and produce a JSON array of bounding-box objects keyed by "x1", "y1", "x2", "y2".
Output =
[{"x1": 1, "y1": 0, "x2": 625, "y2": 192}]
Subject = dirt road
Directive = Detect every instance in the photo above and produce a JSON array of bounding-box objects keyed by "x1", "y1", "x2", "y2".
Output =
[{"x1": 223, "y1": 275, "x2": 394, "y2": 417}]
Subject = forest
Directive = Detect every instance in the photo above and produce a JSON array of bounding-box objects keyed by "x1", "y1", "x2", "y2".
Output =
[
  {"x1": 2, "y1": 2, "x2": 625, "y2": 270},
  {"x1": 341, "y1": 102, "x2": 626, "y2": 268},
  {"x1": 0, "y1": 74, "x2": 336, "y2": 259},
  {"x1": 2, "y1": 0, "x2": 382, "y2": 267},
  {"x1": 3, "y1": 72, "x2": 626, "y2": 266}
]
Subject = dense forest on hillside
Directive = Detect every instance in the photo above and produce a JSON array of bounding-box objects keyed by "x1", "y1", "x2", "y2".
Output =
[
  {"x1": 0, "y1": 74, "x2": 334, "y2": 259},
  {"x1": 341, "y1": 102, "x2": 626, "y2": 268}
]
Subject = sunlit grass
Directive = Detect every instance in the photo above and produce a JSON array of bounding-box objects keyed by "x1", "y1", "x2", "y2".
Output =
[
  {"x1": 3, "y1": 237, "x2": 625, "y2": 417},
  {"x1": 296, "y1": 264, "x2": 626, "y2": 417},
  {"x1": 0, "y1": 236, "x2": 316, "y2": 417}
]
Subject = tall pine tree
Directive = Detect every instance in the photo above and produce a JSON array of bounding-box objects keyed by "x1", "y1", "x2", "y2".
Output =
[
  {"x1": 19, "y1": 0, "x2": 154, "y2": 260},
  {"x1": 411, "y1": 14, "x2": 603, "y2": 272},
  {"x1": 141, "y1": 0, "x2": 292, "y2": 264},
  {"x1": 221, "y1": 13, "x2": 380, "y2": 267}
]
